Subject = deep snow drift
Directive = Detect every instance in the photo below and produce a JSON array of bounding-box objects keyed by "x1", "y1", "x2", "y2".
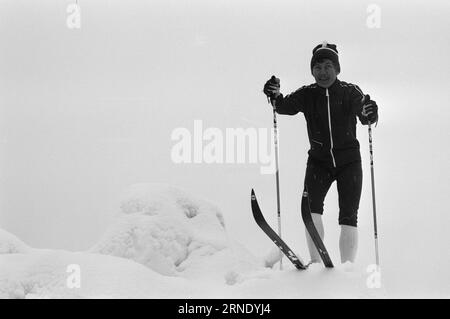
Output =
[
  {"x1": 89, "y1": 184, "x2": 261, "y2": 281},
  {"x1": 0, "y1": 184, "x2": 444, "y2": 298}
]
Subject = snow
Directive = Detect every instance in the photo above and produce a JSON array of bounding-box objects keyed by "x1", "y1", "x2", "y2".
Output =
[
  {"x1": 0, "y1": 250, "x2": 200, "y2": 299},
  {"x1": 88, "y1": 184, "x2": 261, "y2": 281},
  {"x1": 0, "y1": 184, "x2": 446, "y2": 299}
]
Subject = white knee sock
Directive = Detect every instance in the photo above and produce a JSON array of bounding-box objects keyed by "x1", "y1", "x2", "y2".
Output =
[
  {"x1": 339, "y1": 225, "x2": 358, "y2": 263},
  {"x1": 305, "y1": 213, "x2": 324, "y2": 263}
]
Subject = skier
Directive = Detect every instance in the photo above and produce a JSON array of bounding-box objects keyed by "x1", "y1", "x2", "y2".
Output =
[{"x1": 263, "y1": 42, "x2": 378, "y2": 264}]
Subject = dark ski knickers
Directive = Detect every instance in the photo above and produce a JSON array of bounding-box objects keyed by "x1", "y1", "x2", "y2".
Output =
[{"x1": 304, "y1": 157, "x2": 362, "y2": 227}]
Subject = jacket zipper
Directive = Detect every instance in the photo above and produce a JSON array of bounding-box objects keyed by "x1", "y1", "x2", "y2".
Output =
[{"x1": 326, "y1": 88, "x2": 336, "y2": 167}]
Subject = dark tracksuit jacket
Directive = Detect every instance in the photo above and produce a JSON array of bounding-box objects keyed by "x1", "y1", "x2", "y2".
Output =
[{"x1": 273, "y1": 79, "x2": 370, "y2": 168}]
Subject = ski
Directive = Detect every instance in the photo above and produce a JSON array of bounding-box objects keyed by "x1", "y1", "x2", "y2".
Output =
[
  {"x1": 251, "y1": 189, "x2": 307, "y2": 270},
  {"x1": 301, "y1": 189, "x2": 334, "y2": 268}
]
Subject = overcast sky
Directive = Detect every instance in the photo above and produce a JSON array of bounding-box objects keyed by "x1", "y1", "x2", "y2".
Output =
[{"x1": 0, "y1": 0, "x2": 449, "y2": 251}]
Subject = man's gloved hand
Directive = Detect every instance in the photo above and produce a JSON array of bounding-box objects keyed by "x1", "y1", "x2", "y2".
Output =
[
  {"x1": 263, "y1": 75, "x2": 281, "y2": 100},
  {"x1": 361, "y1": 94, "x2": 378, "y2": 124}
]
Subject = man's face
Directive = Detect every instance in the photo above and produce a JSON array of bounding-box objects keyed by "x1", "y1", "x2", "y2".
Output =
[{"x1": 312, "y1": 59, "x2": 339, "y2": 88}]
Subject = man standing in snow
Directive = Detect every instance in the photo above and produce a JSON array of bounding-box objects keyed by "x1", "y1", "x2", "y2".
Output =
[{"x1": 263, "y1": 42, "x2": 378, "y2": 264}]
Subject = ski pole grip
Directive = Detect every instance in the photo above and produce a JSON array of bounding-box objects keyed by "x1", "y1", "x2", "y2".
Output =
[{"x1": 268, "y1": 75, "x2": 280, "y2": 110}]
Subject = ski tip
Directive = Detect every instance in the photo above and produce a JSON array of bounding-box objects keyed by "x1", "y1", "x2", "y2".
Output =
[{"x1": 251, "y1": 188, "x2": 255, "y2": 195}]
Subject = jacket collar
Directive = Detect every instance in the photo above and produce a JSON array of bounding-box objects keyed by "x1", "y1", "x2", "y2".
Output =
[{"x1": 316, "y1": 78, "x2": 340, "y2": 93}]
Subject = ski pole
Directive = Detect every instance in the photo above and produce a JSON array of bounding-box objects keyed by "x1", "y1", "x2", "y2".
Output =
[
  {"x1": 268, "y1": 96, "x2": 283, "y2": 270},
  {"x1": 368, "y1": 121, "x2": 380, "y2": 269}
]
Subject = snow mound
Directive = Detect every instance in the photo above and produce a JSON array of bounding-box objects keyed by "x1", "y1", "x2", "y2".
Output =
[
  {"x1": 0, "y1": 228, "x2": 32, "y2": 254},
  {"x1": 119, "y1": 183, "x2": 225, "y2": 227},
  {"x1": 90, "y1": 183, "x2": 262, "y2": 280}
]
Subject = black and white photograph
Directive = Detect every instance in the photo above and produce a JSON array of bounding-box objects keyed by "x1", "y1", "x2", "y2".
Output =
[{"x1": 0, "y1": 0, "x2": 449, "y2": 301}]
